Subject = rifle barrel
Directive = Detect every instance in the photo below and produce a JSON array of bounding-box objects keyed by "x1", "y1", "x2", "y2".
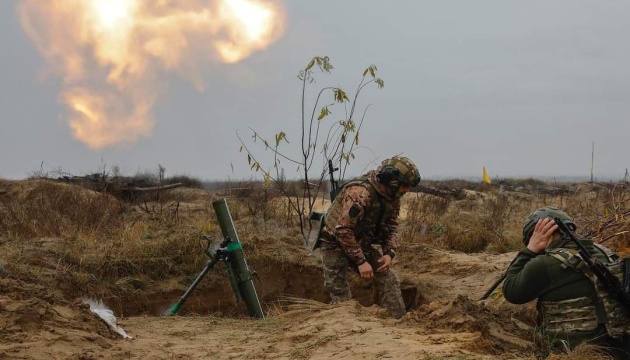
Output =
[
  {"x1": 553, "y1": 217, "x2": 594, "y2": 267},
  {"x1": 327, "y1": 159, "x2": 339, "y2": 201},
  {"x1": 479, "y1": 255, "x2": 519, "y2": 301}
]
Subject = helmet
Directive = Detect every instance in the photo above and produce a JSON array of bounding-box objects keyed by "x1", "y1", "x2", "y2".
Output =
[
  {"x1": 376, "y1": 156, "x2": 421, "y2": 198},
  {"x1": 522, "y1": 206, "x2": 576, "y2": 245}
]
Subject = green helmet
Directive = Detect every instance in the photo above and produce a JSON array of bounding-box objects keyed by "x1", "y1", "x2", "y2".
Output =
[
  {"x1": 376, "y1": 156, "x2": 421, "y2": 197},
  {"x1": 522, "y1": 206, "x2": 576, "y2": 245}
]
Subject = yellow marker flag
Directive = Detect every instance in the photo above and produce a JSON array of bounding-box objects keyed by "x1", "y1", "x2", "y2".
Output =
[
  {"x1": 263, "y1": 172, "x2": 271, "y2": 188},
  {"x1": 483, "y1": 167, "x2": 492, "y2": 184}
]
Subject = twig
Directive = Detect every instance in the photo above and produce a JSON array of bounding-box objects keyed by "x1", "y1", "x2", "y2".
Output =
[{"x1": 600, "y1": 231, "x2": 629, "y2": 244}]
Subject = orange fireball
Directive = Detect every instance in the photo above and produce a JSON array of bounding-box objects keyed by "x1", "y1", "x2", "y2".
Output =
[{"x1": 18, "y1": 0, "x2": 286, "y2": 149}]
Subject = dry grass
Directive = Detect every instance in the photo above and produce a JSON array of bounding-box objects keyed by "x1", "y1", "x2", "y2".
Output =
[
  {"x1": 3, "y1": 178, "x2": 625, "y2": 273},
  {"x1": 267, "y1": 295, "x2": 329, "y2": 317},
  {"x1": 547, "y1": 343, "x2": 617, "y2": 360},
  {"x1": 0, "y1": 179, "x2": 213, "y2": 294},
  {"x1": 0, "y1": 179, "x2": 320, "y2": 313},
  {"x1": 2, "y1": 177, "x2": 630, "y2": 319},
  {"x1": 398, "y1": 181, "x2": 630, "y2": 256},
  {"x1": 0, "y1": 180, "x2": 127, "y2": 239},
  {"x1": 399, "y1": 190, "x2": 524, "y2": 253},
  {"x1": 398, "y1": 193, "x2": 450, "y2": 241},
  {"x1": 2, "y1": 176, "x2": 630, "y2": 360}
]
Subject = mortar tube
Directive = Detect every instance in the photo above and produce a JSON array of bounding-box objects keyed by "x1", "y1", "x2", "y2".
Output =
[{"x1": 212, "y1": 198, "x2": 265, "y2": 319}]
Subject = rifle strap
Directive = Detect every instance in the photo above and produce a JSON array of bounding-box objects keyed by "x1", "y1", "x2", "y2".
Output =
[
  {"x1": 374, "y1": 195, "x2": 386, "y2": 237},
  {"x1": 624, "y1": 258, "x2": 630, "y2": 296}
]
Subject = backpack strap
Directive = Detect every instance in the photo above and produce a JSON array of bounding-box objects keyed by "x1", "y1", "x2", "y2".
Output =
[
  {"x1": 593, "y1": 243, "x2": 619, "y2": 263},
  {"x1": 547, "y1": 248, "x2": 609, "y2": 324}
]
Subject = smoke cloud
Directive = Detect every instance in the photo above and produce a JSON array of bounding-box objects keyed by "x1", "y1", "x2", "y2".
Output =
[{"x1": 19, "y1": 0, "x2": 285, "y2": 148}]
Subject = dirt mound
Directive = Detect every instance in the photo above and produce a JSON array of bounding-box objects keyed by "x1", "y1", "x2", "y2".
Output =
[
  {"x1": 0, "y1": 278, "x2": 119, "y2": 359},
  {"x1": 408, "y1": 295, "x2": 533, "y2": 356}
]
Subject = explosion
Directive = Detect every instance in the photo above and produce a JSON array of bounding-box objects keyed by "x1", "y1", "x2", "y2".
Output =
[{"x1": 18, "y1": 0, "x2": 286, "y2": 149}]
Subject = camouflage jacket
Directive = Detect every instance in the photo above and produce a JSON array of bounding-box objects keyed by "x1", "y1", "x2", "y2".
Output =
[{"x1": 321, "y1": 170, "x2": 400, "y2": 265}]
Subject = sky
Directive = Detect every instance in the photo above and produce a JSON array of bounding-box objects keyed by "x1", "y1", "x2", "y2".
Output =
[{"x1": 1, "y1": 0, "x2": 630, "y2": 182}]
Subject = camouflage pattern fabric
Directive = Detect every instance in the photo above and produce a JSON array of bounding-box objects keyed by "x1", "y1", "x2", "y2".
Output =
[
  {"x1": 377, "y1": 156, "x2": 421, "y2": 187},
  {"x1": 320, "y1": 241, "x2": 406, "y2": 319},
  {"x1": 321, "y1": 241, "x2": 352, "y2": 303},
  {"x1": 503, "y1": 238, "x2": 630, "y2": 355},
  {"x1": 546, "y1": 246, "x2": 630, "y2": 338},
  {"x1": 538, "y1": 297, "x2": 599, "y2": 333},
  {"x1": 319, "y1": 170, "x2": 406, "y2": 318},
  {"x1": 322, "y1": 170, "x2": 399, "y2": 265}
]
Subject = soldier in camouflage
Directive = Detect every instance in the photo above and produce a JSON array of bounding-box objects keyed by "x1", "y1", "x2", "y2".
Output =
[
  {"x1": 319, "y1": 156, "x2": 421, "y2": 319},
  {"x1": 503, "y1": 206, "x2": 630, "y2": 358}
]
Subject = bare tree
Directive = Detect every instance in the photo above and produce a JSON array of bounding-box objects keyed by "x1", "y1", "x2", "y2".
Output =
[{"x1": 238, "y1": 56, "x2": 384, "y2": 240}]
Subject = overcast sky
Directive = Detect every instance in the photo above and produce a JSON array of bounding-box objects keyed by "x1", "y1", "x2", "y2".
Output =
[{"x1": 1, "y1": 0, "x2": 629, "y2": 182}]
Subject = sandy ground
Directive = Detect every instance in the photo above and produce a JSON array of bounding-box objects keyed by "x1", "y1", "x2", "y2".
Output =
[
  {"x1": 0, "y1": 241, "x2": 535, "y2": 360},
  {"x1": 0, "y1": 183, "x2": 541, "y2": 359}
]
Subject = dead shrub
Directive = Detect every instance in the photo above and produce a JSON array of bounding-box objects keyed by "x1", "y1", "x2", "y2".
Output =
[
  {"x1": 241, "y1": 186, "x2": 276, "y2": 223},
  {"x1": 560, "y1": 183, "x2": 630, "y2": 257},
  {"x1": 442, "y1": 231, "x2": 487, "y2": 253},
  {"x1": 136, "y1": 195, "x2": 181, "y2": 223},
  {"x1": 437, "y1": 194, "x2": 521, "y2": 253},
  {"x1": 483, "y1": 194, "x2": 522, "y2": 253},
  {"x1": 399, "y1": 194, "x2": 450, "y2": 243}
]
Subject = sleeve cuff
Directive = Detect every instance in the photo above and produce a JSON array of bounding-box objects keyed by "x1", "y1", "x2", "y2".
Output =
[{"x1": 521, "y1": 248, "x2": 542, "y2": 257}]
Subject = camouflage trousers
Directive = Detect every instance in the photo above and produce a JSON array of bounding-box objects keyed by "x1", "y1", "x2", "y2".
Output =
[{"x1": 320, "y1": 241, "x2": 406, "y2": 319}]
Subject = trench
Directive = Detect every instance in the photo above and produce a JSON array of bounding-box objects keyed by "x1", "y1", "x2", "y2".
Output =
[{"x1": 98, "y1": 260, "x2": 421, "y2": 318}]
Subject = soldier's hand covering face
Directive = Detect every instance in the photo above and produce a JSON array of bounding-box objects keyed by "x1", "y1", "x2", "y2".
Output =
[{"x1": 527, "y1": 218, "x2": 559, "y2": 253}]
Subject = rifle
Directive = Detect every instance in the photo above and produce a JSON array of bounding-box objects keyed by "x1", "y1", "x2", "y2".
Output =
[
  {"x1": 479, "y1": 256, "x2": 519, "y2": 301},
  {"x1": 307, "y1": 159, "x2": 340, "y2": 251},
  {"x1": 328, "y1": 159, "x2": 340, "y2": 201},
  {"x1": 553, "y1": 217, "x2": 630, "y2": 312},
  {"x1": 164, "y1": 199, "x2": 264, "y2": 319}
]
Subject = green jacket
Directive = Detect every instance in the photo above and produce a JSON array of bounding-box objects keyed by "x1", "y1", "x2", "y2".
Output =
[{"x1": 502, "y1": 239, "x2": 624, "y2": 349}]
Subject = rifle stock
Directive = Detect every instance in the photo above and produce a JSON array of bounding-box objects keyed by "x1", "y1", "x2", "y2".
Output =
[
  {"x1": 479, "y1": 255, "x2": 519, "y2": 301},
  {"x1": 480, "y1": 272, "x2": 507, "y2": 301},
  {"x1": 309, "y1": 159, "x2": 340, "y2": 251}
]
